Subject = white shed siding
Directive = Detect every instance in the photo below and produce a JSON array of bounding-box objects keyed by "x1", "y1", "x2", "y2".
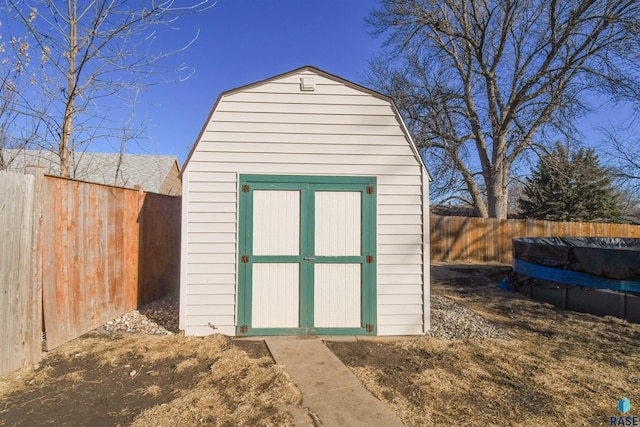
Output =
[{"x1": 181, "y1": 69, "x2": 427, "y2": 336}]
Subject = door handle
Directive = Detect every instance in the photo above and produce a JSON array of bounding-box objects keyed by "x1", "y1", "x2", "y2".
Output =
[{"x1": 303, "y1": 257, "x2": 315, "y2": 261}]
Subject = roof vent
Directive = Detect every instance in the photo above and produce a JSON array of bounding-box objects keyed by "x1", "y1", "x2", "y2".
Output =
[{"x1": 300, "y1": 76, "x2": 315, "y2": 91}]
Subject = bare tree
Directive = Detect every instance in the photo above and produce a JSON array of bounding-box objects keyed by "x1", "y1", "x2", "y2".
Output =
[
  {"x1": 4, "y1": 0, "x2": 212, "y2": 177},
  {"x1": 367, "y1": 0, "x2": 640, "y2": 218},
  {"x1": 0, "y1": 13, "x2": 48, "y2": 169},
  {"x1": 600, "y1": 128, "x2": 640, "y2": 207}
]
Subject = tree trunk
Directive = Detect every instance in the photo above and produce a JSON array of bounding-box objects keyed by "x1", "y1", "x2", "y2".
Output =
[
  {"x1": 486, "y1": 165, "x2": 510, "y2": 219},
  {"x1": 60, "y1": 0, "x2": 77, "y2": 178}
]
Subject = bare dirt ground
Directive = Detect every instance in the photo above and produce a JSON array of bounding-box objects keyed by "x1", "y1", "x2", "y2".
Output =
[
  {"x1": 327, "y1": 263, "x2": 640, "y2": 426},
  {"x1": 2, "y1": 264, "x2": 638, "y2": 426},
  {"x1": 0, "y1": 333, "x2": 299, "y2": 426}
]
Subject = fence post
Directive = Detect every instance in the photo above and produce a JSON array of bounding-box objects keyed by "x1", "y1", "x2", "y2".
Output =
[{"x1": 26, "y1": 166, "x2": 44, "y2": 356}]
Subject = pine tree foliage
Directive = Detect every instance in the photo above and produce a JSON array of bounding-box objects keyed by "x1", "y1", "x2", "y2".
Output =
[{"x1": 518, "y1": 143, "x2": 623, "y2": 222}]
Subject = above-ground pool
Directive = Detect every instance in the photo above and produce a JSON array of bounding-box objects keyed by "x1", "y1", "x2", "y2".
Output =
[{"x1": 509, "y1": 237, "x2": 640, "y2": 323}]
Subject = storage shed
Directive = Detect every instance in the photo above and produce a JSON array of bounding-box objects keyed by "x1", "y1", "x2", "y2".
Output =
[{"x1": 179, "y1": 66, "x2": 430, "y2": 336}]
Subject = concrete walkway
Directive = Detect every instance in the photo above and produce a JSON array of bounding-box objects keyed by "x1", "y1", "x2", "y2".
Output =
[{"x1": 264, "y1": 336, "x2": 405, "y2": 427}]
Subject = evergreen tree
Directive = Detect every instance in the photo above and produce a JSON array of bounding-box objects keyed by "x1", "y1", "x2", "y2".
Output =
[{"x1": 518, "y1": 143, "x2": 624, "y2": 222}]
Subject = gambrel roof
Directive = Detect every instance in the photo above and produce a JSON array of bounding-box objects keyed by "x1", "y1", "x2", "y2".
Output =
[{"x1": 181, "y1": 65, "x2": 429, "y2": 179}]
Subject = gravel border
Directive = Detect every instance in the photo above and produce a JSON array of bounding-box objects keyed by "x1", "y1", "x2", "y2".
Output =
[
  {"x1": 427, "y1": 294, "x2": 510, "y2": 340},
  {"x1": 100, "y1": 293, "x2": 179, "y2": 335},
  {"x1": 100, "y1": 292, "x2": 509, "y2": 340}
]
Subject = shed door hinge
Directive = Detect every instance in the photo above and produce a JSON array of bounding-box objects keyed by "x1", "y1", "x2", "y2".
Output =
[
  {"x1": 242, "y1": 184, "x2": 250, "y2": 192},
  {"x1": 241, "y1": 255, "x2": 249, "y2": 263},
  {"x1": 366, "y1": 255, "x2": 374, "y2": 263},
  {"x1": 365, "y1": 324, "x2": 375, "y2": 333},
  {"x1": 366, "y1": 186, "x2": 374, "y2": 194},
  {"x1": 240, "y1": 325, "x2": 248, "y2": 334}
]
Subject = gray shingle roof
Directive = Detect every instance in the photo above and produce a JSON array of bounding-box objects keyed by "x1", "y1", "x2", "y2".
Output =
[{"x1": 1, "y1": 149, "x2": 179, "y2": 193}]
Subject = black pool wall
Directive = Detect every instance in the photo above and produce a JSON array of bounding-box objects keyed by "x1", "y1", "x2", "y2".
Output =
[{"x1": 511, "y1": 237, "x2": 640, "y2": 323}]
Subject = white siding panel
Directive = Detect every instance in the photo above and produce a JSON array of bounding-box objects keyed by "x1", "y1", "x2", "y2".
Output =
[
  {"x1": 187, "y1": 283, "x2": 235, "y2": 294},
  {"x1": 378, "y1": 214, "x2": 422, "y2": 225},
  {"x1": 242, "y1": 81, "x2": 372, "y2": 96},
  {"x1": 195, "y1": 142, "x2": 412, "y2": 156},
  {"x1": 379, "y1": 224, "x2": 422, "y2": 235},
  {"x1": 188, "y1": 305, "x2": 236, "y2": 316},
  {"x1": 315, "y1": 191, "x2": 361, "y2": 256},
  {"x1": 378, "y1": 175, "x2": 422, "y2": 185},
  {"x1": 189, "y1": 181, "x2": 236, "y2": 193},
  {"x1": 187, "y1": 171, "x2": 237, "y2": 182},
  {"x1": 378, "y1": 284, "x2": 423, "y2": 294},
  {"x1": 378, "y1": 324, "x2": 424, "y2": 336},
  {"x1": 378, "y1": 185, "x2": 422, "y2": 195},
  {"x1": 183, "y1": 69, "x2": 427, "y2": 337},
  {"x1": 187, "y1": 223, "x2": 235, "y2": 233},
  {"x1": 377, "y1": 234, "x2": 423, "y2": 245},
  {"x1": 378, "y1": 204, "x2": 422, "y2": 215},
  {"x1": 213, "y1": 111, "x2": 400, "y2": 126},
  {"x1": 378, "y1": 244, "x2": 423, "y2": 255},
  {"x1": 378, "y1": 264, "x2": 423, "y2": 275},
  {"x1": 185, "y1": 315, "x2": 235, "y2": 327},
  {"x1": 378, "y1": 294, "x2": 424, "y2": 305},
  {"x1": 199, "y1": 132, "x2": 411, "y2": 146},
  {"x1": 218, "y1": 102, "x2": 393, "y2": 116},
  {"x1": 209, "y1": 122, "x2": 404, "y2": 136},
  {"x1": 188, "y1": 263, "x2": 236, "y2": 274},
  {"x1": 189, "y1": 202, "x2": 236, "y2": 213},
  {"x1": 378, "y1": 254, "x2": 423, "y2": 265},
  {"x1": 377, "y1": 275, "x2": 423, "y2": 286},
  {"x1": 188, "y1": 212, "x2": 236, "y2": 223},
  {"x1": 253, "y1": 190, "x2": 300, "y2": 256},
  {"x1": 188, "y1": 253, "x2": 236, "y2": 264},
  {"x1": 226, "y1": 92, "x2": 390, "y2": 106},
  {"x1": 252, "y1": 263, "x2": 300, "y2": 328},
  {"x1": 194, "y1": 152, "x2": 416, "y2": 166},
  {"x1": 378, "y1": 314, "x2": 424, "y2": 325},
  {"x1": 379, "y1": 304, "x2": 423, "y2": 315},
  {"x1": 187, "y1": 232, "x2": 235, "y2": 243},
  {"x1": 314, "y1": 264, "x2": 361, "y2": 328},
  {"x1": 188, "y1": 192, "x2": 237, "y2": 203},
  {"x1": 189, "y1": 203, "x2": 236, "y2": 214},
  {"x1": 188, "y1": 162, "x2": 421, "y2": 176},
  {"x1": 379, "y1": 195, "x2": 422, "y2": 205},
  {"x1": 186, "y1": 294, "x2": 235, "y2": 305},
  {"x1": 189, "y1": 243, "x2": 236, "y2": 254}
]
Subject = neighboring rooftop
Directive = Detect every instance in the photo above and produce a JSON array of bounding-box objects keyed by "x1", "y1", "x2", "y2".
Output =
[{"x1": 1, "y1": 149, "x2": 181, "y2": 195}]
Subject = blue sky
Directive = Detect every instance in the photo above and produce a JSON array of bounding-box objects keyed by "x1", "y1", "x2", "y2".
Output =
[
  {"x1": 136, "y1": 0, "x2": 634, "y2": 167},
  {"x1": 138, "y1": 0, "x2": 383, "y2": 164}
]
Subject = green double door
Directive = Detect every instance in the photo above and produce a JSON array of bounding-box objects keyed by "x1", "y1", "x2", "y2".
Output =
[{"x1": 237, "y1": 175, "x2": 377, "y2": 335}]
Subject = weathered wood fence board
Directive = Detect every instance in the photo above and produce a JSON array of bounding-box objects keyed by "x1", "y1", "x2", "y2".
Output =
[
  {"x1": 41, "y1": 177, "x2": 181, "y2": 350},
  {"x1": 431, "y1": 215, "x2": 640, "y2": 263},
  {"x1": 1, "y1": 171, "x2": 181, "y2": 374},
  {"x1": 0, "y1": 171, "x2": 42, "y2": 376}
]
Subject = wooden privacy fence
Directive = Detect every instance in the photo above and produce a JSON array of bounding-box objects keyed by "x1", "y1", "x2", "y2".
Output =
[
  {"x1": 0, "y1": 169, "x2": 181, "y2": 376},
  {"x1": 0, "y1": 170, "x2": 42, "y2": 377},
  {"x1": 431, "y1": 215, "x2": 640, "y2": 264}
]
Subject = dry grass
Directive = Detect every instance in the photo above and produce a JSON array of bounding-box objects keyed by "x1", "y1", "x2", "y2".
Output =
[
  {"x1": 143, "y1": 385, "x2": 161, "y2": 397},
  {"x1": 129, "y1": 342, "x2": 302, "y2": 427},
  {"x1": 335, "y1": 264, "x2": 640, "y2": 426},
  {"x1": 174, "y1": 357, "x2": 199, "y2": 373},
  {"x1": 0, "y1": 364, "x2": 53, "y2": 400},
  {"x1": 1, "y1": 332, "x2": 303, "y2": 426},
  {"x1": 61, "y1": 371, "x2": 84, "y2": 383}
]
